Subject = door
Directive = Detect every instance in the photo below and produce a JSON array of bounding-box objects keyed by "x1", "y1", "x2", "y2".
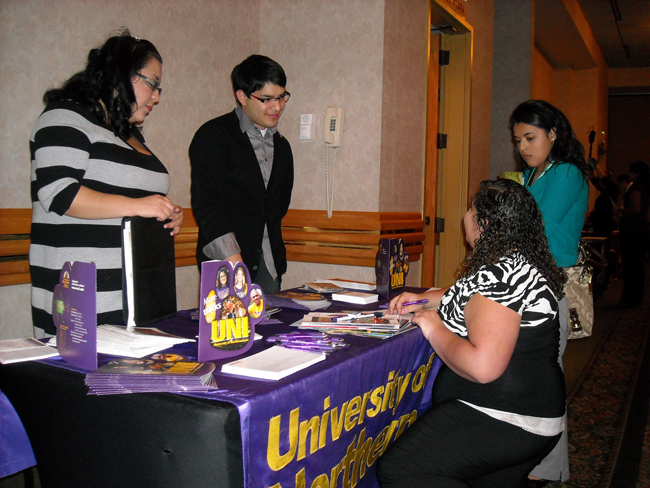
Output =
[
  {"x1": 422, "y1": 1, "x2": 473, "y2": 288},
  {"x1": 420, "y1": 32, "x2": 441, "y2": 288}
]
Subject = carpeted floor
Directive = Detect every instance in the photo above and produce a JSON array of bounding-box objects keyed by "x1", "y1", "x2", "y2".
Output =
[
  {"x1": 563, "y1": 270, "x2": 650, "y2": 488},
  {"x1": 639, "y1": 411, "x2": 650, "y2": 488}
]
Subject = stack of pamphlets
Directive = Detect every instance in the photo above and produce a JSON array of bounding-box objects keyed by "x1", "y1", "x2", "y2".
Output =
[
  {"x1": 302, "y1": 282, "x2": 346, "y2": 293},
  {"x1": 48, "y1": 325, "x2": 194, "y2": 358},
  {"x1": 268, "y1": 291, "x2": 331, "y2": 311},
  {"x1": 331, "y1": 290, "x2": 378, "y2": 304},
  {"x1": 0, "y1": 338, "x2": 59, "y2": 364},
  {"x1": 313, "y1": 278, "x2": 376, "y2": 291},
  {"x1": 298, "y1": 312, "x2": 415, "y2": 339},
  {"x1": 85, "y1": 357, "x2": 217, "y2": 395},
  {"x1": 221, "y1": 345, "x2": 326, "y2": 380}
]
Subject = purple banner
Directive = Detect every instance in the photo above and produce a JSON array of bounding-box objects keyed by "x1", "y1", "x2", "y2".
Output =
[
  {"x1": 210, "y1": 327, "x2": 440, "y2": 488},
  {"x1": 38, "y1": 308, "x2": 441, "y2": 488}
]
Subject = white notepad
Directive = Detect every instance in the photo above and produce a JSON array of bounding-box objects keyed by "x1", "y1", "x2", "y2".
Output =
[{"x1": 221, "y1": 346, "x2": 326, "y2": 380}]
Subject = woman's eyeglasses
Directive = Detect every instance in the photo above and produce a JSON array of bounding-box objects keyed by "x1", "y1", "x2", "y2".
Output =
[
  {"x1": 249, "y1": 92, "x2": 291, "y2": 104},
  {"x1": 136, "y1": 73, "x2": 162, "y2": 95}
]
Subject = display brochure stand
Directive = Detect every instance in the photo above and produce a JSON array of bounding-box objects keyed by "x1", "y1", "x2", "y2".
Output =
[
  {"x1": 52, "y1": 261, "x2": 98, "y2": 370},
  {"x1": 375, "y1": 238, "x2": 410, "y2": 299},
  {"x1": 198, "y1": 261, "x2": 265, "y2": 362}
]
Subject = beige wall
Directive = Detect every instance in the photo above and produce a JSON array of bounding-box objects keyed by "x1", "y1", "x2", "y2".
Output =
[
  {"x1": 530, "y1": 47, "x2": 555, "y2": 101},
  {"x1": 465, "y1": 0, "x2": 495, "y2": 196},
  {"x1": 2, "y1": 0, "x2": 260, "y2": 338},
  {"x1": 379, "y1": 0, "x2": 429, "y2": 213},
  {"x1": 2, "y1": 0, "x2": 460, "y2": 338},
  {"x1": 489, "y1": 0, "x2": 533, "y2": 178}
]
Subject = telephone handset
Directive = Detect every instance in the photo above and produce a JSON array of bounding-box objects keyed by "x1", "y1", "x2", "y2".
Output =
[{"x1": 324, "y1": 107, "x2": 344, "y2": 147}]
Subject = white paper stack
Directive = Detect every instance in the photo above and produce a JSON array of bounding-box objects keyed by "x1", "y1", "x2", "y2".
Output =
[
  {"x1": 314, "y1": 278, "x2": 376, "y2": 291},
  {"x1": 221, "y1": 346, "x2": 326, "y2": 380},
  {"x1": 48, "y1": 325, "x2": 194, "y2": 359},
  {"x1": 96, "y1": 325, "x2": 194, "y2": 358},
  {"x1": 331, "y1": 290, "x2": 379, "y2": 304},
  {"x1": 0, "y1": 338, "x2": 59, "y2": 364}
]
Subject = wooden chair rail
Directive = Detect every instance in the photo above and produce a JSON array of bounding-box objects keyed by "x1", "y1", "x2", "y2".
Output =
[
  {"x1": 0, "y1": 208, "x2": 425, "y2": 286},
  {"x1": 282, "y1": 209, "x2": 425, "y2": 268},
  {"x1": 0, "y1": 208, "x2": 202, "y2": 287}
]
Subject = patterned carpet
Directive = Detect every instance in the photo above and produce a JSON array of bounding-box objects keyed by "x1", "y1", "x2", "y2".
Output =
[
  {"x1": 564, "y1": 287, "x2": 650, "y2": 487},
  {"x1": 639, "y1": 411, "x2": 650, "y2": 488}
]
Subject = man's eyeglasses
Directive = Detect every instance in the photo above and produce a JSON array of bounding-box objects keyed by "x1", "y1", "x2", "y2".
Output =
[
  {"x1": 136, "y1": 73, "x2": 162, "y2": 95},
  {"x1": 249, "y1": 92, "x2": 291, "y2": 104}
]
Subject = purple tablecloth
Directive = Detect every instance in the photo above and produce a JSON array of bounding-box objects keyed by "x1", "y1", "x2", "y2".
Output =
[
  {"x1": 0, "y1": 389, "x2": 36, "y2": 478},
  {"x1": 37, "y1": 303, "x2": 440, "y2": 488}
]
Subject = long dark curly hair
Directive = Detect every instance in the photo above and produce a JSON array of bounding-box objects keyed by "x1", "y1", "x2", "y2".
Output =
[
  {"x1": 458, "y1": 179, "x2": 566, "y2": 298},
  {"x1": 510, "y1": 100, "x2": 588, "y2": 179},
  {"x1": 43, "y1": 28, "x2": 161, "y2": 140}
]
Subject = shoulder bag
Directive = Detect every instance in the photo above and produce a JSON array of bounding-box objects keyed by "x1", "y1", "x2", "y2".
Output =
[{"x1": 565, "y1": 242, "x2": 594, "y2": 340}]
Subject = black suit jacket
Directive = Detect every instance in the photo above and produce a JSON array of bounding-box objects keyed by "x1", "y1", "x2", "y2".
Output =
[{"x1": 189, "y1": 110, "x2": 294, "y2": 280}]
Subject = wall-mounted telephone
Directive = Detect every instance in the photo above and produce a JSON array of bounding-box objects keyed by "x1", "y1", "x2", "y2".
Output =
[{"x1": 324, "y1": 106, "x2": 344, "y2": 147}]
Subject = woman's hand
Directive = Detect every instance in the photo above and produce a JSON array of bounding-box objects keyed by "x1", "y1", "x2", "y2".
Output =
[
  {"x1": 410, "y1": 309, "x2": 445, "y2": 344},
  {"x1": 388, "y1": 292, "x2": 427, "y2": 315},
  {"x1": 164, "y1": 206, "x2": 183, "y2": 236},
  {"x1": 134, "y1": 195, "x2": 177, "y2": 222},
  {"x1": 65, "y1": 188, "x2": 183, "y2": 236}
]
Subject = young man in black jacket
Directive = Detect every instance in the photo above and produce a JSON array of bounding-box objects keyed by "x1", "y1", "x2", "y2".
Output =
[{"x1": 190, "y1": 55, "x2": 294, "y2": 293}]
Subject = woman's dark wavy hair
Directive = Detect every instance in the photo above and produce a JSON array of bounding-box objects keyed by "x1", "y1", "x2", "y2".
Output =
[
  {"x1": 43, "y1": 28, "x2": 162, "y2": 139},
  {"x1": 510, "y1": 100, "x2": 588, "y2": 179},
  {"x1": 459, "y1": 178, "x2": 566, "y2": 298}
]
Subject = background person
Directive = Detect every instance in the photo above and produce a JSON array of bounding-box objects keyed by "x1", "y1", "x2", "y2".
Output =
[
  {"x1": 617, "y1": 160, "x2": 650, "y2": 307},
  {"x1": 29, "y1": 29, "x2": 183, "y2": 337},
  {"x1": 377, "y1": 179, "x2": 566, "y2": 488},
  {"x1": 510, "y1": 99, "x2": 588, "y2": 485},
  {"x1": 190, "y1": 55, "x2": 294, "y2": 294}
]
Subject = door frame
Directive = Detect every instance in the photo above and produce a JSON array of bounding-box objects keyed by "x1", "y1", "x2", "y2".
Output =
[{"x1": 421, "y1": 0, "x2": 473, "y2": 288}]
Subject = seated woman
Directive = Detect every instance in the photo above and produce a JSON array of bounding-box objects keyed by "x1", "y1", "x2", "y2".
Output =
[{"x1": 377, "y1": 178, "x2": 566, "y2": 488}]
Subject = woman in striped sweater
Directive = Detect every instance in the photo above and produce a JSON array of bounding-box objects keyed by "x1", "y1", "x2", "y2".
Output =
[{"x1": 29, "y1": 29, "x2": 183, "y2": 336}]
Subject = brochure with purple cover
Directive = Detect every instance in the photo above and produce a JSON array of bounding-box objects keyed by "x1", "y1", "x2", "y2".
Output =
[
  {"x1": 375, "y1": 238, "x2": 409, "y2": 299},
  {"x1": 85, "y1": 358, "x2": 217, "y2": 395},
  {"x1": 52, "y1": 261, "x2": 97, "y2": 370},
  {"x1": 198, "y1": 261, "x2": 265, "y2": 362}
]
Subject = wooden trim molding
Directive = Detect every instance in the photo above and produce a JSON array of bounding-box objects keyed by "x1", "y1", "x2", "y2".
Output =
[
  {"x1": 0, "y1": 208, "x2": 202, "y2": 287},
  {"x1": 282, "y1": 209, "x2": 425, "y2": 267},
  {"x1": 0, "y1": 208, "x2": 424, "y2": 286},
  {"x1": 0, "y1": 209, "x2": 32, "y2": 286}
]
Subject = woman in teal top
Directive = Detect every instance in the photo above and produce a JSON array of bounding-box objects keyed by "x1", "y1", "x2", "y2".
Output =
[
  {"x1": 523, "y1": 163, "x2": 588, "y2": 267},
  {"x1": 510, "y1": 99, "x2": 589, "y2": 487}
]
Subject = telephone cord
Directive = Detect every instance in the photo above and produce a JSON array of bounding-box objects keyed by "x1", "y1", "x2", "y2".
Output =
[{"x1": 325, "y1": 146, "x2": 337, "y2": 218}]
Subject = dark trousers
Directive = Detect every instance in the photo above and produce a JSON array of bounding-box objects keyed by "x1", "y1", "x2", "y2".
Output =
[
  {"x1": 376, "y1": 400, "x2": 561, "y2": 488},
  {"x1": 253, "y1": 254, "x2": 281, "y2": 294}
]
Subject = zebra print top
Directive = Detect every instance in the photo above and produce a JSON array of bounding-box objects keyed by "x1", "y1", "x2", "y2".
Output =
[{"x1": 432, "y1": 252, "x2": 566, "y2": 421}]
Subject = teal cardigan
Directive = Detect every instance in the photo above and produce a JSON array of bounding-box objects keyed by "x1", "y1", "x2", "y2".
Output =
[{"x1": 523, "y1": 163, "x2": 589, "y2": 267}]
